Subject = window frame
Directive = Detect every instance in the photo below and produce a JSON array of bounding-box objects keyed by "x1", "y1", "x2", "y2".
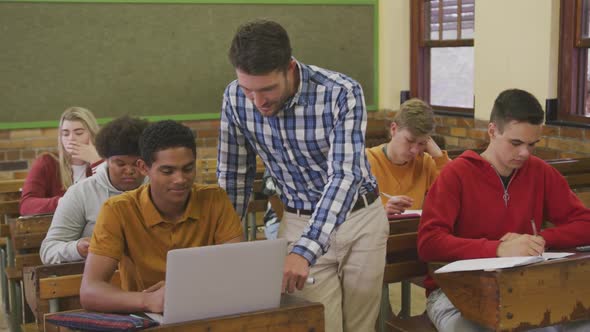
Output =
[
  {"x1": 556, "y1": 0, "x2": 590, "y2": 126},
  {"x1": 410, "y1": 0, "x2": 475, "y2": 115}
]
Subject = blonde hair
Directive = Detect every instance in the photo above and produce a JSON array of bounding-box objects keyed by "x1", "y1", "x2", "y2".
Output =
[
  {"x1": 393, "y1": 98, "x2": 435, "y2": 136},
  {"x1": 57, "y1": 107, "x2": 99, "y2": 190}
]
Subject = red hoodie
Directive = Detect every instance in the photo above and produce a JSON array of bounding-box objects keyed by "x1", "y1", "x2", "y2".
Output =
[
  {"x1": 19, "y1": 154, "x2": 102, "y2": 215},
  {"x1": 418, "y1": 150, "x2": 590, "y2": 294}
]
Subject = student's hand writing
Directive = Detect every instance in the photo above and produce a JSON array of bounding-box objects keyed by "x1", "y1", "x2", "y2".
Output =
[
  {"x1": 282, "y1": 253, "x2": 310, "y2": 294},
  {"x1": 385, "y1": 195, "x2": 414, "y2": 216},
  {"x1": 76, "y1": 237, "x2": 91, "y2": 257},
  {"x1": 499, "y1": 232, "x2": 520, "y2": 242},
  {"x1": 68, "y1": 141, "x2": 100, "y2": 164},
  {"x1": 143, "y1": 281, "x2": 165, "y2": 313},
  {"x1": 496, "y1": 234, "x2": 545, "y2": 257}
]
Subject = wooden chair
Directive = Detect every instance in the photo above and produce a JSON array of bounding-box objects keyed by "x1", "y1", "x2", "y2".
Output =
[
  {"x1": 547, "y1": 157, "x2": 590, "y2": 206},
  {"x1": 6, "y1": 214, "x2": 52, "y2": 330},
  {"x1": 378, "y1": 216, "x2": 436, "y2": 332},
  {"x1": 245, "y1": 179, "x2": 283, "y2": 241},
  {"x1": 0, "y1": 192, "x2": 19, "y2": 312},
  {"x1": 23, "y1": 263, "x2": 120, "y2": 332},
  {"x1": 0, "y1": 179, "x2": 25, "y2": 195}
]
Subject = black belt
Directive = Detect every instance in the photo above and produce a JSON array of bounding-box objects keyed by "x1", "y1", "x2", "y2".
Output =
[{"x1": 285, "y1": 190, "x2": 379, "y2": 216}]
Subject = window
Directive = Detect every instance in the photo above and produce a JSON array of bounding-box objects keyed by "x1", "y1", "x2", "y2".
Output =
[
  {"x1": 557, "y1": 0, "x2": 590, "y2": 125},
  {"x1": 410, "y1": 0, "x2": 474, "y2": 114}
]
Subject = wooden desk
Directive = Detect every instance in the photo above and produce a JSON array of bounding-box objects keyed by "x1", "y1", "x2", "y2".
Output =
[
  {"x1": 432, "y1": 253, "x2": 590, "y2": 331},
  {"x1": 45, "y1": 294, "x2": 325, "y2": 332}
]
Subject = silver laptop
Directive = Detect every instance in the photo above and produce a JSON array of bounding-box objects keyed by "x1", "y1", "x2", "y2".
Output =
[{"x1": 146, "y1": 239, "x2": 287, "y2": 325}]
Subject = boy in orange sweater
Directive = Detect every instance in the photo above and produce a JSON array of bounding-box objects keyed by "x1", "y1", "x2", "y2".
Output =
[{"x1": 366, "y1": 98, "x2": 450, "y2": 219}]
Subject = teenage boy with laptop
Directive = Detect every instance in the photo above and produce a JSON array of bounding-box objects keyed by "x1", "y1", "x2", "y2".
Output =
[{"x1": 80, "y1": 120, "x2": 243, "y2": 313}]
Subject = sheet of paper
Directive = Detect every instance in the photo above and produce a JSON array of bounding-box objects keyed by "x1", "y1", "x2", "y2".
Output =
[
  {"x1": 404, "y1": 209, "x2": 422, "y2": 215},
  {"x1": 145, "y1": 312, "x2": 163, "y2": 324},
  {"x1": 434, "y1": 256, "x2": 545, "y2": 274},
  {"x1": 542, "y1": 252, "x2": 574, "y2": 260}
]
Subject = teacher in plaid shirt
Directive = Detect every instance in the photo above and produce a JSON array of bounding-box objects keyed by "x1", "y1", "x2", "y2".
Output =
[{"x1": 218, "y1": 19, "x2": 388, "y2": 332}]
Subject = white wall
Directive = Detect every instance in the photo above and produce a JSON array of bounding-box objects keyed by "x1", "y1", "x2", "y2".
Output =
[
  {"x1": 473, "y1": 0, "x2": 559, "y2": 119},
  {"x1": 378, "y1": 0, "x2": 560, "y2": 120},
  {"x1": 378, "y1": 0, "x2": 410, "y2": 111}
]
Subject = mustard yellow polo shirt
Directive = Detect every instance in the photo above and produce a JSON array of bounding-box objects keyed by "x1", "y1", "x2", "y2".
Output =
[
  {"x1": 366, "y1": 144, "x2": 450, "y2": 209},
  {"x1": 90, "y1": 183, "x2": 243, "y2": 291}
]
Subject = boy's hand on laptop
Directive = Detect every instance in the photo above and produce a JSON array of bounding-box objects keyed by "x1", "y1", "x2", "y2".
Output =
[
  {"x1": 386, "y1": 195, "x2": 413, "y2": 216},
  {"x1": 282, "y1": 254, "x2": 309, "y2": 294},
  {"x1": 76, "y1": 237, "x2": 91, "y2": 257},
  {"x1": 497, "y1": 234, "x2": 545, "y2": 257},
  {"x1": 142, "y1": 281, "x2": 165, "y2": 313}
]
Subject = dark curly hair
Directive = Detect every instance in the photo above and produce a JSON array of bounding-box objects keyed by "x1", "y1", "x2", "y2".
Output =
[
  {"x1": 139, "y1": 120, "x2": 196, "y2": 167},
  {"x1": 229, "y1": 19, "x2": 292, "y2": 74},
  {"x1": 95, "y1": 115, "x2": 149, "y2": 159}
]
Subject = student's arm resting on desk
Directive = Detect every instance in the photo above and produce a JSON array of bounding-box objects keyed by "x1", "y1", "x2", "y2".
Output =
[
  {"x1": 80, "y1": 198, "x2": 162, "y2": 313},
  {"x1": 540, "y1": 166, "x2": 590, "y2": 248},
  {"x1": 80, "y1": 253, "x2": 163, "y2": 313},
  {"x1": 217, "y1": 91, "x2": 257, "y2": 218},
  {"x1": 40, "y1": 186, "x2": 88, "y2": 264},
  {"x1": 284, "y1": 85, "x2": 368, "y2": 292}
]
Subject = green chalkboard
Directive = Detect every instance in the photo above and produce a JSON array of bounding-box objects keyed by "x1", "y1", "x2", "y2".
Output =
[{"x1": 0, "y1": 1, "x2": 376, "y2": 129}]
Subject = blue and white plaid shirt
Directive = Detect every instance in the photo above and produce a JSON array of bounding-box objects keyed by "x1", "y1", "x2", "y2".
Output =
[{"x1": 217, "y1": 60, "x2": 377, "y2": 264}]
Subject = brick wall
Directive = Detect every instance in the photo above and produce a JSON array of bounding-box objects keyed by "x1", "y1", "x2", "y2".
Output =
[
  {"x1": 1, "y1": 114, "x2": 589, "y2": 180},
  {"x1": 367, "y1": 111, "x2": 590, "y2": 159},
  {"x1": 0, "y1": 120, "x2": 221, "y2": 180}
]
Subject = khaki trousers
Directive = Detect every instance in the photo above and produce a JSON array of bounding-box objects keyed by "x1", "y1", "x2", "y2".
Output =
[{"x1": 279, "y1": 200, "x2": 388, "y2": 332}]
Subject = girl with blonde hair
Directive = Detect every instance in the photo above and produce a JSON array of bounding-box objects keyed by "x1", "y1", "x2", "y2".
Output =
[{"x1": 20, "y1": 107, "x2": 103, "y2": 215}]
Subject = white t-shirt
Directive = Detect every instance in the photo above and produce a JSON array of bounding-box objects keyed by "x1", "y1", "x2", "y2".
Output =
[{"x1": 71, "y1": 164, "x2": 87, "y2": 184}]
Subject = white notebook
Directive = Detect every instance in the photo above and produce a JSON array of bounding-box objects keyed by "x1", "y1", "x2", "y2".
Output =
[{"x1": 434, "y1": 252, "x2": 573, "y2": 274}]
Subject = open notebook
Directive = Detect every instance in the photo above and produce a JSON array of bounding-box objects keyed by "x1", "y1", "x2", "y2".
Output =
[{"x1": 434, "y1": 252, "x2": 574, "y2": 274}]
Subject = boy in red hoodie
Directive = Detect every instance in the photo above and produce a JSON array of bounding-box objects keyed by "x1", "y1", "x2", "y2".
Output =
[{"x1": 418, "y1": 89, "x2": 590, "y2": 331}]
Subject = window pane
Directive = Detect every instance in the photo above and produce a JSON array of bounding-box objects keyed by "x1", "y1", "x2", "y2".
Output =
[
  {"x1": 583, "y1": 0, "x2": 590, "y2": 38},
  {"x1": 430, "y1": 47, "x2": 474, "y2": 108},
  {"x1": 425, "y1": 0, "x2": 474, "y2": 41},
  {"x1": 461, "y1": 6, "x2": 475, "y2": 39},
  {"x1": 427, "y1": 0, "x2": 440, "y2": 40}
]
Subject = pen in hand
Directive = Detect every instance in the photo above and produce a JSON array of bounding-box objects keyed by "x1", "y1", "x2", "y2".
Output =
[
  {"x1": 530, "y1": 218, "x2": 537, "y2": 237},
  {"x1": 530, "y1": 218, "x2": 542, "y2": 256},
  {"x1": 380, "y1": 192, "x2": 393, "y2": 199}
]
